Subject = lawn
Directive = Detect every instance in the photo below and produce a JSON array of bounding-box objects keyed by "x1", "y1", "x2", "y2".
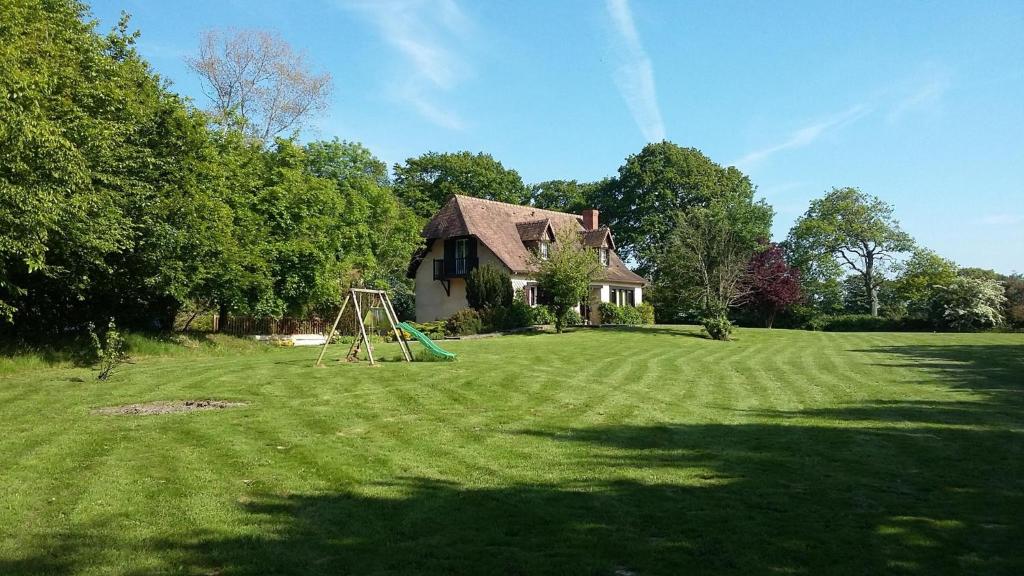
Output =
[{"x1": 1, "y1": 326, "x2": 1022, "y2": 575}]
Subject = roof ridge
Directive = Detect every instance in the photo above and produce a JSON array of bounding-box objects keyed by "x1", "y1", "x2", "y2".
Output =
[
  {"x1": 452, "y1": 194, "x2": 583, "y2": 219},
  {"x1": 516, "y1": 217, "x2": 552, "y2": 225}
]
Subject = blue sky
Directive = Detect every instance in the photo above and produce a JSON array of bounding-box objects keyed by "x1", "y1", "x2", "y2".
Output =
[{"x1": 89, "y1": 0, "x2": 1023, "y2": 272}]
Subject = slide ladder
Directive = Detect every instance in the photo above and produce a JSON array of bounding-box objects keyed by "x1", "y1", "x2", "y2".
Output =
[{"x1": 397, "y1": 322, "x2": 457, "y2": 360}]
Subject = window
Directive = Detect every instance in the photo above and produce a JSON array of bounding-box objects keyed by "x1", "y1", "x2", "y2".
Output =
[
  {"x1": 455, "y1": 238, "x2": 469, "y2": 260},
  {"x1": 525, "y1": 285, "x2": 538, "y2": 306},
  {"x1": 453, "y1": 238, "x2": 470, "y2": 275},
  {"x1": 610, "y1": 288, "x2": 635, "y2": 307},
  {"x1": 599, "y1": 247, "x2": 609, "y2": 267},
  {"x1": 539, "y1": 242, "x2": 550, "y2": 260}
]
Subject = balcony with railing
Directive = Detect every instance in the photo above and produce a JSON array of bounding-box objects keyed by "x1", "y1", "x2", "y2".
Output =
[{"x1": 433, "y1": 257, "x2": 478, "y2": 279}]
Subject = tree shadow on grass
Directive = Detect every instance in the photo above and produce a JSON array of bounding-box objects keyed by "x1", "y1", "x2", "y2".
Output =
[
  {"x1": 50, "y1": 419, "x2": 1007, "y2": 576},
  {"x1": 742, "y1": 343, "x2": 1024, "y2": 433},
  {"x1": 848, "y1": 344, "x2": 1024, "y2": 406},
  {"x1": 597, "y1": 325, "x2": 710, "y2": 339},
  {"x1": 6, "y1": 342, "x2": 1022, "y2": 575}
]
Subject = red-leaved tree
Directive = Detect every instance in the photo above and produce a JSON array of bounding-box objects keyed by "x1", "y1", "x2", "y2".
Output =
[{"x1": 747, "y1": 243, "x2": 801, "y2": 328}]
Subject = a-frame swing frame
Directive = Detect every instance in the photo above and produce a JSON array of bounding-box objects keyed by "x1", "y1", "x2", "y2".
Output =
[{"x1": 315, "y1": 288, "x2": 413, "y2": 367}]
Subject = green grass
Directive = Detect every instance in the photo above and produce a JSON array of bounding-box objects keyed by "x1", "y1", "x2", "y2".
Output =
[{"x1": 1, "y1": 326, "x2": 1022, "y2": 575}]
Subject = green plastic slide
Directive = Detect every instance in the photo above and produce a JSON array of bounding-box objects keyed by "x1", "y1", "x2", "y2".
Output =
[{"x1": 397, "y1": 322, "x2": 457, "y2": 360}]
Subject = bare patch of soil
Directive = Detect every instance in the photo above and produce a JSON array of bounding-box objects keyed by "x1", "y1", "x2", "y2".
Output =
[{"x1": 92, "y1": 400, "x2": 246, "y2": 415}]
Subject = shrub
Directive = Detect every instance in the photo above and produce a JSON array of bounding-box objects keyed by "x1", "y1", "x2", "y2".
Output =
[
  {"x1": 701, "y1": 314, "x2": 733, "y2": 341},
  {"x1": 474, "y1": 296, "x2": 535, "y2": 333},
  {"x1": 388, "y1": 282, "x2": 417, "y2": 321},
  {"x1": 466, "y1": 264, "x2": 513, "y2": 311},
  {"x1": 599, "y1": 303, "x2": 617, "y2": 324},
  {"x1": 531, "y1": 305, "x2": 555, "y2": 325},
  {"x1": 598, "y1": 303, "x2": 614, "y2": 324},
  {"x1": 819, "y1": 314, "x2": 897, "y2": 332},
  {"x1": 445, "y1": 309, "x2": 482, "y2": 336},
  {"x1": 405, "y1": 321, "x2": 446, "y2": 340},
  {"x1": 802, "y1": 316, "x2": 829, "y2": 331},
  {"x1": 478, "y1": 307, "x2": 506, "y2": 333},
  {"x1": 638, "y1": 302, "x2": 656, "y2": 325},
  {"x1": 505, "y1": 298, "x2": 535, "y2": 329},
  {"x1": 88, "y1": 319, "x2": 128, "y2": 380},
  {"x1": 599, "y1": 302, "x2": 652, "y2": 325},
  {"x1": 802, "y1": 314, "x2": 933, "y2": 332},
  {"x1": 563, "y1": 308, "x2": 584, "y2": 327},
  {"x1": 930, "y1": 276, "x2": 1007, "y2": 331}
]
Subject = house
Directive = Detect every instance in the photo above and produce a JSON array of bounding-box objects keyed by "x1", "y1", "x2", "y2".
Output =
[{"x1": 407, "y1": 195, "x2": 647, "y2": 324}]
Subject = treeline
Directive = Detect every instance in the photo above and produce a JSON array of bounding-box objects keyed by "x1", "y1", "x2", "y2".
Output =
[{"x1": 0, "y1": 1, "x2": 420, "y2": 339}]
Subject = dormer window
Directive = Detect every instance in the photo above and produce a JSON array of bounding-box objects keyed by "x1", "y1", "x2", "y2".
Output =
[
  {"x1": 539, "y1": 241, "x2": 550, "y2": 260},
  {"x1": 599, "y1": 247, "x2": 609, "y2": 267}
]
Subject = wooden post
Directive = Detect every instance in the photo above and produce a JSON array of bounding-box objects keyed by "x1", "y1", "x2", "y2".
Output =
[
  {"x1": 315, "y1": 293, "x2": 350, "y2": 367},
  {"x1": 381, "y1": 292, "x2": 413, "y2": 362},
  {"x1": 351, "y1": 290, "x2": 374, "y2": 365}
]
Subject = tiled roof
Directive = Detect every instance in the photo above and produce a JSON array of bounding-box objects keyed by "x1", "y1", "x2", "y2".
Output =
[
  {"x1": 515, "y1": 219, "x2": 554, "y2": 242},
  {"x1": 581, "y1": 227, "x2": 615, "y2": 250},
  {"x1": 417, "y1": 195, "x2": 647, "y2": 285}
]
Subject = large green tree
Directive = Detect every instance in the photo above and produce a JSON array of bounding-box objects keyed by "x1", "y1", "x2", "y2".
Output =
[
  {"x1": 782, "y1": 238, "x2": 845, "y2": 317},
  {"x1": 392, "y1": 151, "x2": 529, "y2": 219},
  {"x1": 302, "y1": 138, "x2": 421, "y2": 285},
  {"x1": 598, "y1": 143, "x2": 756, "y2": 275},
  {"x1": 305, "y1": 139, "x2": 389, "y2": 188},
  {"x1": 0, "y1": 2, "x2": 222, "y2": 332},
  {"x1": 888, "y1": 248, "x2": 958, "y2": 319},
  {"x1": 788, "y1": 188, "x2": 914, "y2": 317},
  {"x1": 654, "y1": 194, "x2": 773, "y2": 337},
  {"x1": 529, "y1": 179, "x2": 609, "y2": 213}
]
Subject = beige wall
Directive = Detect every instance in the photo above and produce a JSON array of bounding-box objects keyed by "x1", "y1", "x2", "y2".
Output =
[
  {"x1": 414, "y1": 239, "x2": 510, "y2": 322},
  {"x1": 414, "y1": 238, "x2": 644, "y2": 323}
]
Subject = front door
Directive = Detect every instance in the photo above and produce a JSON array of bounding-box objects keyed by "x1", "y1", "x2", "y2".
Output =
[{"x1": 580, "y1": 301, "x2": 591, "y2": 325}]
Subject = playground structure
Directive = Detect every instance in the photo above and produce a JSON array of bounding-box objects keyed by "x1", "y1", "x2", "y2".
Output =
[{"x1": 315, "y1": 288, "x2": 455, "y2": 366}]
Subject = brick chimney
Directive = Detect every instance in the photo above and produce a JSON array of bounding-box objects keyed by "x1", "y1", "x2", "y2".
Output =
[{"x1": 582, "y1": 209, "x2": 599, "y2": 231}]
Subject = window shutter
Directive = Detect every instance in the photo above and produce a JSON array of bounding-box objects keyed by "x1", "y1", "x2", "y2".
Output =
[{"x1": 444, "y1": 239, "x2": 454, "y2": 275}]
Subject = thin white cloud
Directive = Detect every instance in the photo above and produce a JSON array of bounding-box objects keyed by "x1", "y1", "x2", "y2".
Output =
[
  {"x1": 887, "y1": 72, "x2": 952, "y2": 123},
  {"x1": 606, "y1": 0, "x2": 665, "y2": 142},
  {"x1": 405, "y1": 91, "x2": 466, "y2": 131},
  {"x1": 734, "y1": 104, "x2": 871, "y2": 168},
  {"x1": 341, "y1": 0, "x2": 471, "y2": 129}
]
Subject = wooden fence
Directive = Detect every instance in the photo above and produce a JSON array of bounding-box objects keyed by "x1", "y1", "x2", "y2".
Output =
[
  {"x1": 213, "y1": 309, "x2": 394, "y2": 337},
  {"x1": 214, "y1": 316, "x2": 329, "y2": 336}
]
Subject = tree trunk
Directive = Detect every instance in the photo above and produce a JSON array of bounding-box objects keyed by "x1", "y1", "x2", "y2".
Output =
[
  {"x1": 765, "y1": 309, "x2": 776, "y2": 329},
  {"x1": 863, "y1": 261, "x2": 879, "y2": 317},
  {"x1": 217, "y1": 303, "x2": 229, "y2": 333},
  {"x1": 181, "y1": 310, "x2": 200, "y2": 332}
]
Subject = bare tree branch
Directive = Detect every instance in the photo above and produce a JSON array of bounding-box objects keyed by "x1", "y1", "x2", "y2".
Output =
[{"x1": 186, "y1": 28, "x2": 332, "y2": 144}]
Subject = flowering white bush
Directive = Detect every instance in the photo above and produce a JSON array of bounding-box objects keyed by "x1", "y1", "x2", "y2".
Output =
[{"x1": 932, "y1": 277, "x2": 1006, "y2": 330}]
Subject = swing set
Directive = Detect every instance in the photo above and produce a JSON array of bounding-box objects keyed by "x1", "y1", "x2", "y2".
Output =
[{"x1": 315, "y1": 288, "x2": 411, "y2": 366}]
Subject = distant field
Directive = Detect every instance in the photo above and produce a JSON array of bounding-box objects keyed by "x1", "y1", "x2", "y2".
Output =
[{"x1": 1, "y1": 326, "x2": 1021, "y2": 575}]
